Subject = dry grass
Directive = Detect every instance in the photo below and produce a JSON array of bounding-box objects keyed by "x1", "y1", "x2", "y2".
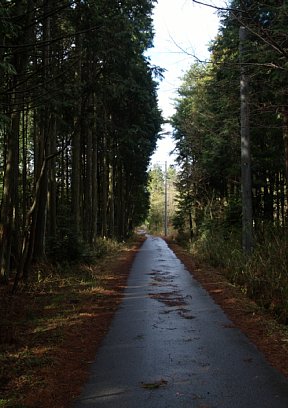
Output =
[
  {"x1": 0, "y1": 238, "x2": 141, "y2": 408},
  {"x1": 188, "y1": 225, "x2": 288, "y2": 323}
]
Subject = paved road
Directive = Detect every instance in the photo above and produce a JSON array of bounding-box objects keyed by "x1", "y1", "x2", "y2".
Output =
[{"x1": 73, "y1": 236, "x2": 288, "y2": 408}]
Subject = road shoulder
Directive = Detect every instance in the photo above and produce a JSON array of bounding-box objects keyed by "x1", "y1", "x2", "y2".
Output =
[{"x1": 166, "y1": 240, "x2": 288, "y2": 378}]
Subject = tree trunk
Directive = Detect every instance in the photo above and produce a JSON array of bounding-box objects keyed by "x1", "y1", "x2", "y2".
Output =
[
  {"x1": 101, "y1": 131, "x2": 108, "y2": 237},
  {"x1": 0, "y1": 105, "x2": 20, "y2": 283},
  {"x1": 71, "y1": 48, "x2": 82, "y2": 237},
  {"x1": 72, "y1": 126, "x2": 81, "y2": 237},
  {"x1": 85, "y1": 124, "x2": 93, "y2": 243},
  {"x1": 281, "y1": 111, "x2": 288, "y2": 218},
  {"x1": 239, "y1": 26, "x2": 253, "y2": 254},
  {"x1": 0, "y1": 0, "x2": 33, "y2": 282},
  {"x1": 47, "y1": 115, "x2": 57, "y2": 240},
  {"x1": 32, "y1": 0, "x2": 51, "y2": 260},
  {"x1": 14, "y1": 158, "x2": 49, "y2": 290},
  {"x1": 91, "y1": 108, "x2": 98, "y2": 243},
  {"x1": 108, "y1": 163, "x2": 115, "y2": 238}
]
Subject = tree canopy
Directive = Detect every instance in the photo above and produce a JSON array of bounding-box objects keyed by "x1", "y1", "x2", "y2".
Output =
[
  {"x1": 172, "y1": 0, "x2": 288, "y2": 239},
  {"x1": 172, "y1": 0, "x2": 288, "y2": 322},
  {"x1": 0, "y1": 0, "x2": 162, "y2": 286}
]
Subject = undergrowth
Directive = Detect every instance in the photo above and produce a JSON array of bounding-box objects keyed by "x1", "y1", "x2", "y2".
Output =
[
  {"x1": 186, "y1": 224, "x2": 288, "y2": 324},
  {"x1": 0, "y1": 237, "x2": 131, "y2": 408}
]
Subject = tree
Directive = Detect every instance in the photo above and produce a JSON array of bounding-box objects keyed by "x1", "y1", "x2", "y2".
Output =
[
  {"x1": 239, "y1": 26, "x2": 253, "y2": 254},
  {"x1": 0, "y1": 0, "x2": 34, "y2": 282},
  {"x1": 0, "y1": 0, "x2": 162, "y2": 288},
  {"x1": 172, "y1": 0, "x2": 288, "y2": 243},
  {"x1": 147, "y1": 164, "x2": 177, "y2": 234},
  {"x1": 147, "y1": 165, "x2": 165, "y2": 233}
]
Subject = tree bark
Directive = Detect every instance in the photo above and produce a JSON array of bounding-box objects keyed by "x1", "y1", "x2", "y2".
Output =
[
  {"x1": 0, "y1": 0, "x2": 34, "y2": 282},
  {"x1": 239, "y1": 26, "x2": 253, "y2": 254},
  {"x1": 91, "y1": 104, "x2": 98, "y2": 243},
  {"x1": 47, "y1": 115, "x2": 57, "y2": 240},
  {"x1": 14, "y1": 158, "x2": 49, "y2": 291},
  {"x1": 101, "y1": 130, "x2": 108, "y2": 237},
  {"x1": 281, "y1": 111, "x2": 288, "y2": 219},
  {"x1": 0, "y1": 104, "x2": 20, "y2": 283}
]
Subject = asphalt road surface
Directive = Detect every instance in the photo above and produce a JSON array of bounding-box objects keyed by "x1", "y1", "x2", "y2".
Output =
[{"x1": 73, "y1": 236, "x2": 288, "y2": 408}]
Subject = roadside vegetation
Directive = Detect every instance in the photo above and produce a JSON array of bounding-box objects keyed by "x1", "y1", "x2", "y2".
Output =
[
  {"x1": 168, "y1": 238, "x2": 288, "y2": 379},
  {"x1": 171, "y1": 1, "x2": 288, "y2": 325},
  {"x1": 179, "y1": 224, "x2": 288, "y2": 324},
  {"x1": 0, "y1": 237, "x2": 139, "y2": 408}
]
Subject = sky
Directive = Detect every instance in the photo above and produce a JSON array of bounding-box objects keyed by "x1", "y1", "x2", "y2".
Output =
[{"x1": 148, "y1": 0, "x2": 226, "y2": 167}]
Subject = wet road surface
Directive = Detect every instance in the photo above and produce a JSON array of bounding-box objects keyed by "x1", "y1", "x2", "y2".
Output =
[{"x1": 73, "y1": 236, "x2": 288, "y2": 407}]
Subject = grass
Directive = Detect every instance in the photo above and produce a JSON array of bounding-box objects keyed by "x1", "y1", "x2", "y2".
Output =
[{"x1": 185, "y1": 224, "x2": 288, "y2": 324}]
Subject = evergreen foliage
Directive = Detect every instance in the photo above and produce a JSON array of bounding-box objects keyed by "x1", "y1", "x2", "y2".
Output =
[
  {"x1": 172, "y1": 0, "x2": 288, "y2": 321},
  {"x1": 0, "y1": 0, "x2": 162, "y2": 286},
  {"x1": 172, "y1": 0, "x2": 288, "y2": 237}
]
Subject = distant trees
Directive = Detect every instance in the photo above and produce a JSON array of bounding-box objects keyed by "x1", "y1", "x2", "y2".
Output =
[
  {"x1": 147, "y1": 163, "x2": 177, "y2": 234},
  {"x1": 147, "y1": 165, "x2": 165, "y2": 233},
  {"x1": 0, "y1": 0, "x2": 162, "y2": 285},
  {"x1": 172, "y1": 0, "x2": 288, "y2": 242}
]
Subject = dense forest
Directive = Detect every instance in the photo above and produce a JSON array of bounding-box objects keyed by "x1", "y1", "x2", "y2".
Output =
[
  {"x1": 172, "y1": 0, "x2": 288, "y2": 322},
  {"x1": 2, "y1": 0, "x2": 288, "y2": 321},
  {"x1": 0, "y1": 0, "x2": 162, "y2": 287},
  {"x1": 3, "y1": 2, "x2": 288, "y2": 405}
]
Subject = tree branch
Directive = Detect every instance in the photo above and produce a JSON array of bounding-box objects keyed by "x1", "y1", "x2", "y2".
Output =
[{"x1": 191, "y1": 0, "x2": 240, "y2": 13}]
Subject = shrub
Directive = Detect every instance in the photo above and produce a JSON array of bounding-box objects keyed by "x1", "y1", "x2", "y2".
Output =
[{"x1": 185, "y1": 222, "x2": 288, "y2": 324}]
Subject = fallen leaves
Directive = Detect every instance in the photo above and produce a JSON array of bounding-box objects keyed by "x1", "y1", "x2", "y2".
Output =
[{"x1": 140, "y1": 379, "x2": 168, "y2": 389}]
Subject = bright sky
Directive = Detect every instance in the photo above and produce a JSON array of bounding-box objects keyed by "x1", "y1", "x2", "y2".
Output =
[{"x1": 149, "y1": 0, "x2": 226, "y2": 167}]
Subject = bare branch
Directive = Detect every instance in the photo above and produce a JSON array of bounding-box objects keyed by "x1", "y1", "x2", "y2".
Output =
[
  {"x1": 168, "y1": 31, "x2": 284, "y2": 70},
  {"x1": 191, "y1": 0, "x2": 240, "y2": 13},
  {"x1": 192, "y1": 1, "x2": 288, "y2": 60}
]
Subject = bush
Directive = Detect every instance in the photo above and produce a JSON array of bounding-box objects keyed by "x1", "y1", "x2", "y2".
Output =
[
  {"x1": 93, "y1": 237, "x2": 124, "y2": 259},
  {"x1": 189, "y1": 220, "x2": 242, "y2": 270},
  {"x1": 244, "y1": 227, "x2": 288, "y2": 323},
  {"x1": 185, "y1": 222, "x2": 288, "y2": 324},
  {"x1": 46, "y1": 231, "x2": 94, "y2": 264}
]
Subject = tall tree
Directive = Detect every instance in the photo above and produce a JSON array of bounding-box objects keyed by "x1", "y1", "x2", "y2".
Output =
[
  {"x1": 0, "y1": 0, "x2": 162, "y2": 287},
  {"x1": 172, "y1": 0, "x2": 288, "y2": 243}
]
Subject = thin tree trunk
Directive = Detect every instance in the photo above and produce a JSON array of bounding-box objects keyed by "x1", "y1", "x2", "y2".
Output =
[
  {"x1": 33, "y1": 0, "x2": 51, "y2": 260},
  {"x1": 0, "y1": 0, "x2": 33, "y2": 283},
  {"x1": 91, "y1": 109, "x2": 98, "y2": 243},
  {"x1": 240, "y1": 26, "x2": 253, "y2": 254},
  {"x1": 47, "y1": 115, "x2": 57, "y2": 240},
  {"x1": 72, "y1": 126, "x2": 81, "y2": 236},
  {"x1": 281, "y1": 111, "x2": 288, "y2": 218},
  {"x1": 85, "y1": 124, "x2": 93, "y2": 243},
  {"x1": 108, "y1": 163, "x2": 115, "y2": 238},
  {"x1": 102, "y1": 131, "x2": 108, "y2": 237},
  {"x1": 0, "y1": 105, "x2": 20, "y2": 283},
  {"x1": 14, "y1": 158, "x2": 48, "y2": 291}
]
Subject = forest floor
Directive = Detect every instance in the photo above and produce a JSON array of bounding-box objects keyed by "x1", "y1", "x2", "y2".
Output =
[{"x1": 1, "y1": 236, "x2": 288, "y2": 408}]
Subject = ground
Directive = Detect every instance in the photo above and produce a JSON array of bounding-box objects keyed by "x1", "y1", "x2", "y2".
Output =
[{"x1": 1, "y1": 237, "x2": 288, "y2": 408}]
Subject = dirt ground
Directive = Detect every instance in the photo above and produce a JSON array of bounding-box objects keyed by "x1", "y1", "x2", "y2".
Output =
[
  {"x1": 34, "y1": 245, "x2": 142, "y2": 408},
  {"x1": 1, "y1": 237, "x2": 288, "y2": 408}
]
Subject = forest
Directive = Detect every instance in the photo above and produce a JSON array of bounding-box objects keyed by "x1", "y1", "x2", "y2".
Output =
[
  {"x1": 172, "y1": 0, "x2": 288, "y2": 322},
  {"x1": 1, "y1": 0, "x2": 288, "y2": 317},
  {"x1": 1, "y1": 1, "x2": 288, "y2": 405},
  {"x1": 0, "y1": 0, "x2": 162, "y2": 288}
]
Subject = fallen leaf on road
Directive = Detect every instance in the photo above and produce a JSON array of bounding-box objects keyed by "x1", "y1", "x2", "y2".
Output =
[{"x1": 140, "y1": 379, "x2": 168, "y2": 389}]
